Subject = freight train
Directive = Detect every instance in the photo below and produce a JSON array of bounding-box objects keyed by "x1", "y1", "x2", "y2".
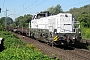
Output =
[{"x1": 10, "y1": 11, "x2": 82, "y2": 46}]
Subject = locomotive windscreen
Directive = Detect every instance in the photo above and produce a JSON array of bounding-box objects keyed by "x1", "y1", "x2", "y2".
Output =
[{"x1": 37, "y1": 13, "x2": 45, "y2": 19}]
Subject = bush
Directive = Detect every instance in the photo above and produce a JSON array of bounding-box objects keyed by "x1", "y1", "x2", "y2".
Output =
[
  {"x1": 81, "y1": 27, "x2": 90, "y2": 39},
  {"x1": 0, "y1": 48, "x2": 54, "y2": 60},
  {"x1": 0, "y1": 31, "x2": 57, "y2": 60}
]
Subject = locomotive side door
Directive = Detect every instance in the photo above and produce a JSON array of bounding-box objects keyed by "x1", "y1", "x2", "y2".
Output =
[
  {"x1": 48, "y1": 17, "x2": 56, "y2": 37},
  {"x1": 57, "y1": 16, "x2": 64, "y2": 33},
  {"x1": 48, "y1": 19, "x2": 54, "y2": 32}
]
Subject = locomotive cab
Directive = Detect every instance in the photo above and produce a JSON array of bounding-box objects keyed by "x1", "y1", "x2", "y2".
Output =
[{"x1": 32, "y1": 11, "x2": 51, "y2": 20}]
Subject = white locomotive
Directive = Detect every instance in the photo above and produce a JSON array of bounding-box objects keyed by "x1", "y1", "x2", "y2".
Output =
[{"x1": 29, "y1": 11, "x2": 82, "y2": 46}]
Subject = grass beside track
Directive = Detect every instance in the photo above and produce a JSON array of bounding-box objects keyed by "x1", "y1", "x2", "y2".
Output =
[{"x1": 0, "y1": 31, "x2": 58, "y2": 60}]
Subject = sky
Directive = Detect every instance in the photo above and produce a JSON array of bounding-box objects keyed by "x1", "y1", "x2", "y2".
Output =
[{"x1": 0, "y1": 0, "x2": 90, "y2": 20}]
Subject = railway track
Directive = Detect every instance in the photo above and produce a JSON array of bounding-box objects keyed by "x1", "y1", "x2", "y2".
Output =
[
  {"x1": 82, "y1": 39, "x2": 90, "y2": 46},
  {"x1": 65, "y1": 48, "x2": 90, "y2": 60},
  {"x1": 74, "y1": 49, "x2": 90, "y2": 58},
  {"x1": 13, "y1": 32, "x2": 90, "y2": 60}
]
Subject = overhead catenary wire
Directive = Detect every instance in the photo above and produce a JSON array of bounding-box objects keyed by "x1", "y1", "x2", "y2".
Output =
[
  {"x1": 9, "y1": 0, "x2": 29, "y2": 19},
  {"x1": 26, "y1": 0, "x2": 39, "y2": 9},
  {"x1": 10, "y1": 0, "x2": 31, "y2": 16},
  {"x1": 20, "y1": 0, "x2": 89, "y2": 15},
  {"x1": 23, "y1": 0, "x2": 39, "y2": 12},
  {"x1": 17, "y1": 0, "x2": 39, "y2": 16},
  {"x1": 3, "y1": 0, "x2": 5, "y2": 9},
  {"x1": 19, "y1": 0, "x2": 47, "y2": 15},
  {"x1": 19, "y1": 0, "x2": 30, "y2": 9},
  {"x1": 28, "y1": 0, "x2": 47, "y2": 10},
  {"x1": 16, "y1": 0, "x2": 89, "y2": 18}
]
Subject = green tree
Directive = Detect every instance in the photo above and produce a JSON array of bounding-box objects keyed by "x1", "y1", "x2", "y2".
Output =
[
  {"x1": 14, "y1": 14, "x2": 32, "y2": 27},
  {"x1": 68, "y1": 4, "x2": 90, "y2": 28},
  {"x1": 1, "y1": 17, "x2": 13, "y2": 26},
  {"x1": 47, "y1": 4, "x2": 63, "y2": 15},
  {"x1": 68, "y1": 4, "x2": 90, "y2": 39},
  {"x1": 15, "y1": 16, "x2": 23, "y2": 27},
  {"x1": 78, "y1": 12, "x2": 90, "y2": 27}
]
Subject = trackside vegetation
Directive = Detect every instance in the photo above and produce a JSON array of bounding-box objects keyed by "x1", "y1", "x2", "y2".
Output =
[
  {"x1": 68, "y1": 4, "x2": 90, "y2": 39},
  {"x1": 0, "y1": 31, "x2": 58, "y2": 60},
  {"x1": 81, "y1": 27, "x2": 90, "y2": 39}
]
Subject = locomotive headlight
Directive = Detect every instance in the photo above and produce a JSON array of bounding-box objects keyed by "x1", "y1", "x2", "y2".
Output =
[
  {"x1": 72, "y1": 37, "x2": 75, "y2": 40},
  {"x1": 54, "y1": 32, "x2": 57, "y2": 34},
  {"x1": 54, "y1": 29, "x2": 57, "y2": 34},
  {"x1": 70, "y1": 36, "x2": 75, "y2": 40},
  {"x1": 79, "y1": 31, "x2": 81, "y2": 33}
]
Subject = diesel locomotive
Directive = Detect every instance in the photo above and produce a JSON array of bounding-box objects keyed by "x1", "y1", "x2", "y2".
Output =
[{"x1": 28, "y1": 11, "x2": 82, "y2": 46}]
